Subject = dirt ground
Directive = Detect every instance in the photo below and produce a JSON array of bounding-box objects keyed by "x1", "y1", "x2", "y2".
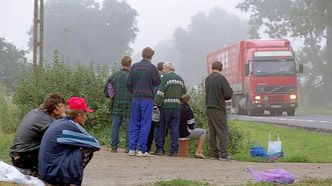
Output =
[{"x1": 82, "y1": 147, "x2": 332, "y2": 186}]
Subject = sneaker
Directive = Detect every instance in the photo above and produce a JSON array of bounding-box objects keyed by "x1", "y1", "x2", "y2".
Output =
[
  {"x1": 124, "y1": 149, "x2": 129, "y2": 153},
  {"x1": 136, "y1": 151, "x2": 150, "y2": 157},
  {"x1": 128, "y1": 150, "x2": 136, "y2": 156},
  {"x1": 219, "y1": 156, "x2": 232, "y2": 161}
]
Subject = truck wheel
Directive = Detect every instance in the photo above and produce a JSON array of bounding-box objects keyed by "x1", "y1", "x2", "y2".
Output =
[{"x1": 287, "y1": 108, "x2": 295, "y2": 116}]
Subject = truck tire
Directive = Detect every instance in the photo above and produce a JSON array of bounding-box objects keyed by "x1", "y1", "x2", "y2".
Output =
[{"x1": 287, "y1": 108, "x2": 295, "y2": 116}]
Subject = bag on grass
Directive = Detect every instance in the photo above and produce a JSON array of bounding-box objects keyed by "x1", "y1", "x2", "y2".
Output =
[
  {"x1": 267, "y1": 134, "x2": 283, "y2": 158},
  {"x1": 250, "y1": 144, "x2": 268, "y2": 158},
  {"x1": 247, "y1": 167, "x2": 294, "y2": 184}
]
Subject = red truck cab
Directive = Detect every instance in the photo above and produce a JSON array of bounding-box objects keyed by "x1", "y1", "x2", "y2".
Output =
[{"x1": 207, "y1": 39, "x2": 303, "y2": 116}]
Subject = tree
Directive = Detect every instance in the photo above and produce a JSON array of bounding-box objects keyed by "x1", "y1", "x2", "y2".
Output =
[
  {"x1": 171, "y1": 7, "x2": 248, "y2": 86},
  {"x1": 237, "y1": 0, "x2": 332, "y2": 107},
  {"x1": 28, "y1": 0, "x2": 138, "y2": 66},
  {"x1": 0, "y1": 38, "x2": 29, "y2": 91}
]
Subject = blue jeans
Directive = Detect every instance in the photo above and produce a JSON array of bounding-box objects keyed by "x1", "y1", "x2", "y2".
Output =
[
  {"x1": 155, "y1": 108, "x2": 180, "y2": 154},
  {"x1": 128, "y1": 98, "x2": 153, "y2": 153},
  {"x1": 111, "y1": 115, "x2": 131, "y2": 150}
]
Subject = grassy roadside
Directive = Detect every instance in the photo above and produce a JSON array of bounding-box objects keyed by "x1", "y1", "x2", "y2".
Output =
[
  {"x1": 230, "y1": 120, "x2": 332, "y2": 163},
  {"x1": 0, "y1": 130, "x2": 14, "y2": 163}
]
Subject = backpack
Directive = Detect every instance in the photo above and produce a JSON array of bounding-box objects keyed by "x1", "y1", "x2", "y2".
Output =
[{"x1": 103, "y1": 78, "x2": 115, "y2": 99}]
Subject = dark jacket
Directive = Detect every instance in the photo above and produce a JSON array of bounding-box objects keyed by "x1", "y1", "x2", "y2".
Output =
[
  {"x1": 127, "y1": 59, "x2": 160, "y2": 99},
  {"x1": 38, "y1": 117, "x2": 100, "y2": 186},
  {"x1": 205, "y1": 72, "x2": 233, "y2": 113},
  {"x1": 179, "y1": 103, "x2": 195, "y2": 138}
]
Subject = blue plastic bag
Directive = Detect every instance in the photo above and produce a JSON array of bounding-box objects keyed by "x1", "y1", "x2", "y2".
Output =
[{"x1": 250, "y1": 145, "x2": 268, "y2": 158}]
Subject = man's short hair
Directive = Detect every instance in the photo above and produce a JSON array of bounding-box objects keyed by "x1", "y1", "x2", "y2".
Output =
[
  {"x1": 40, "y1": 92, "x2": 65, "y2": 114},
  {"x1": 142, "y1": 47, "x2": 154, "y2": 59},
  {"x1": 156, "y1": 62, "x2": 165, "y2": 71},
  {"x1": 121, "y1": 55, "x2": 132, "y2": 67},
  {"x1": 211, "y1": 61, "x2": 223, "y2": 71}
]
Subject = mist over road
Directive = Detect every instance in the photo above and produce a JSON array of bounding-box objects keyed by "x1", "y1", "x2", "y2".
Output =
[{"x1": 230, "y1": 113, "x2": 332, "y2": 133}]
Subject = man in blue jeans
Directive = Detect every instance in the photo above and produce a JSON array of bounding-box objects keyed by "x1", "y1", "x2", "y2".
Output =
[
  {"x1": 127, "y1": 47, "x2": 160, "y2": 157},
  {"x1": 108, "y1": 55, "x2": 133, "y2": 153}
]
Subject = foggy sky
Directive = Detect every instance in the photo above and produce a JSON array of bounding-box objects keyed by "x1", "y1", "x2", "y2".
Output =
[{"x1": 0, "y1": 0, "x2": 244, "y2": 60}]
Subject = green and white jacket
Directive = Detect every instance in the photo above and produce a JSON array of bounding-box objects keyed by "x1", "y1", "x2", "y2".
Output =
[{"x1": 155, "y1": 71, "x2": 187, "y2": 109}]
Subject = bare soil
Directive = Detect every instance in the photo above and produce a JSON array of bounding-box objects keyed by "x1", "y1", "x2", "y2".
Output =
[{"x1": 83, "y1": 147, "x2": 332, "y2": 186}]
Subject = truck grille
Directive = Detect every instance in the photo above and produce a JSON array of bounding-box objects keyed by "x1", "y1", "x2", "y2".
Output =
[
  {"x1": 268, "y1": 95, "x2": 284, "y2": 102},
  {"x1": 256, "y1": 85, "x2": 296, "y2": 94}
]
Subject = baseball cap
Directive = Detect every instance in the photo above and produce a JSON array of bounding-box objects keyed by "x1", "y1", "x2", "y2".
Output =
[{"x1": 66, "y1": 97, "x2": 93, "y2": 113}]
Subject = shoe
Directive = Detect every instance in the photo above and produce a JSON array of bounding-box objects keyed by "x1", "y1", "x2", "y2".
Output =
[
  {"x1": 152, "y1": 150, "x2": 164, "y2": 156},
  {"x1": 128, "y1": 150, "x2": 136, "y2": 156},
  {"x1": 124, "y1": 149, "x2": 129, "y2": 153},
  {"x1": 136, "y1": 151, "x2": 150, "y2": 157},
  {"x1": 219, "y1": 156, "x2": 232, "y2": 161},
  {"x1": 194, "y1": 154, "x2": 206, "y2": 159},
  {"x1": 111, "y1": 149, "x2": 117, "y2": 153},
  {"x1": 169, "y1": 153, "x2": 178, "y2": 157}
]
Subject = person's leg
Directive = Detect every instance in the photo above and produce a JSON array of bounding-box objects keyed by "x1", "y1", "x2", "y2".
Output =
[
  {"x1": 216, "y1": 114, "x2": 229, "y2": 158},
  {"x1": 168, "y1": 108, "x2": 180, "y2": 155},
  {"x1": 124, "y1": 116, "x2": 131, "y2": 152},
  {"x1": 80, "y1": 148, "x2": 94, "y2": 168},
  {"x1": 146, "y1": 121, "x2": 156, "y2": 152},
  {"x1": 207, "y1": 108, "x2": 219, "y2": 158},
  {"x1": 129, "y1": 99, "x2": 141, "y2": 151},
  {"x1": 189, "y1": 128, "x2": 206, "y2": 157},
  {"x1": 154, "y1": 109, "x2": 166, "y2": 154},
  {"x1": 10, "y1": 150, "x2": 39, "y2": 176},
  {"x1": 111, "y1": 115, "x2": 121, "y2": 152},
  {"x1": 137, "y1": 99, "x2": 153, "y2": 153}
]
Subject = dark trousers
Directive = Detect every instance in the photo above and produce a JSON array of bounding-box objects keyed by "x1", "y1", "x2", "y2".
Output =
[
  {"x1": 10, "y1": 149, "x2": 39, "y2": 176},
  {"x1": 206, "y1": 108, "x2": 229, "y2": 158},
  {"x1": 146, "y1": 121, "x2": 157, "y2": 152},
  {"x1": 156, "y1": 108, "x2": 180, "y2": 154}
]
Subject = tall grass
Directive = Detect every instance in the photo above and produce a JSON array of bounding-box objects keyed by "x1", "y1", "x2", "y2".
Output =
[{"x1": 0, "y1": 84, "x2": 20, "y2": 133}]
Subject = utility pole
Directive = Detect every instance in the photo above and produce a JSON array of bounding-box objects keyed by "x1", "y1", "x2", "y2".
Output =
[{"x1": 33, "y1": 0, "x2": 44, "y2": 67}]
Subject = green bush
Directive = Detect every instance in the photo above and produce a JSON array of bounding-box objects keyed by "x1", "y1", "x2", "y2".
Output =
[
  {"x1": 13, "y1": 55, "x2": 112, "y2": 144},
  {"x1": 0, "y1": 84, "x2": 20, "y2": 133}
]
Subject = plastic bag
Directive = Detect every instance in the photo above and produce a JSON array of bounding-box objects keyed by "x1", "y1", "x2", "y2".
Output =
[
  {"x1": 152, "y1": 106, "x2": 160, "y2": 122},
  {"x1": 247, "y1": 167, "x2": 295, "y2": 184},
  {"x1": 267, "y1": 134, "x2": 283, "y2": 156},
  {"x1": 250, "y1": 145, "x2": 268, "y2": 158},
  {"x1": 0, "y1": 161, "x2": 45, "y2": 186}
]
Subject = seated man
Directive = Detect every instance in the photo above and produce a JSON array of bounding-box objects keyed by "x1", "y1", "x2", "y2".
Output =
[
  {"x1": 10, "y1": 92, "x2": 65, "y2": 176},
  {"x1": 179, "y1": 94, "x2": 206, "y2": 159},
  {"x1": 38, "y1": 97, "x2": 100, "y2": 186}
]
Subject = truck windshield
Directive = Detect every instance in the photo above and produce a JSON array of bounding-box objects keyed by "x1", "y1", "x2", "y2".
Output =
[{"x1": 253, "y1": 59, "x2": 295, "y2": 76}]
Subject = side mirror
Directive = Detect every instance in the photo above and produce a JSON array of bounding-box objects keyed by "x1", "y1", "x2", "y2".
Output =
[
  {"x1": 245, "y1": 63, "x2": 249, "y2": 76},
  {"x1": 298, "y1": 64, "x2": 304, "y2": 73}
]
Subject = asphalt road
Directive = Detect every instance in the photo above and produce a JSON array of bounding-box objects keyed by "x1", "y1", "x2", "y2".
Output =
[{"x1": 230, "y1": 112, "x2": 332, "y2": 133}]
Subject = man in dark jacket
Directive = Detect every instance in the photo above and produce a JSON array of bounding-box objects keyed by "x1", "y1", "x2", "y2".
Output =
[
  {"x1": 205, "y1": 61, "x2": 233, "y2": 160},
  {"x1": 10, "y1": 93, "x2": 65, "y2": 176},
  {"x1": 38, "y1": 97, "x2": 100, "y2": 186},
  {"x1": 126, "y1": 47, "x2": 160, "y2": 157}
]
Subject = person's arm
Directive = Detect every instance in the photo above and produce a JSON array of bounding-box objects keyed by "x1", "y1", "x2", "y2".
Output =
[
  {"x1": 222, "y1": 76, "x2": 233, "y2": 100},
  {"x1": 57, "y1": 130, "x2": 101, "y2": 151},
  {"x1": 126, "y1": 68, "x2": 134, "y2": 93},
  {"x1": 185, "y1": 105, "x2": 195, "y2": 130},
  {"x1": 152, "y1": 66, "x2": 161, "y2": 87},
  {"x1": 154, "y1": 76, "x2": 167, "y2": 107}
]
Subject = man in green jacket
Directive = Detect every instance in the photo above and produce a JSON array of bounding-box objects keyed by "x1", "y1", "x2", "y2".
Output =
[{"x1": 155, "y1": 62, "x2": 187, "y2": 156}]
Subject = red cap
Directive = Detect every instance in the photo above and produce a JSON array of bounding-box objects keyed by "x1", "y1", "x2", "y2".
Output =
[{"x1": 66, "y1": 97, "x2": 93, "y2": 113}]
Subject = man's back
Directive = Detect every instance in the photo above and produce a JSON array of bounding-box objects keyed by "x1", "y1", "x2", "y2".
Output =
[
  {"x1": 111, "y1": 68, "x2": 132, "y2": 116},
  {"x1": 127, "y1": 59, "x2": 160, "y2": 99}
]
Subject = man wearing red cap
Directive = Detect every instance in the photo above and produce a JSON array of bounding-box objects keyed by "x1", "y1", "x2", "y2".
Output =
[{"x1": 38, "y1": 97, "x2": 100, "y2": 186}]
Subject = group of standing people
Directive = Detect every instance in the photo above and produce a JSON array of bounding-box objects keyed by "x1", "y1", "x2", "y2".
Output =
[
  {"x1": 107, "y1": 47, "x2": 233, "y2": 160},
  {"x1": 9, "y1": 46, "x2": 233, "y2": 185}
]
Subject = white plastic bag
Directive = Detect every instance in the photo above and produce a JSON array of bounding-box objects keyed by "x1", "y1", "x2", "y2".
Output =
[
  {"x1": 0, "y1": 161, "x2": 45, "y2": 186},
  {"x1": 267, "y1": 134, "x2": 282, "y2": 155}
]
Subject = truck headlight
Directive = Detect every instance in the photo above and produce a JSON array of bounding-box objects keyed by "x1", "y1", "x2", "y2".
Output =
[
  {"x1": 290, "y1": 94, "x2": 297, "y2": 100},
  {"x1": 255, "y1": 96, "x2": 261, "y2": 100}
]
